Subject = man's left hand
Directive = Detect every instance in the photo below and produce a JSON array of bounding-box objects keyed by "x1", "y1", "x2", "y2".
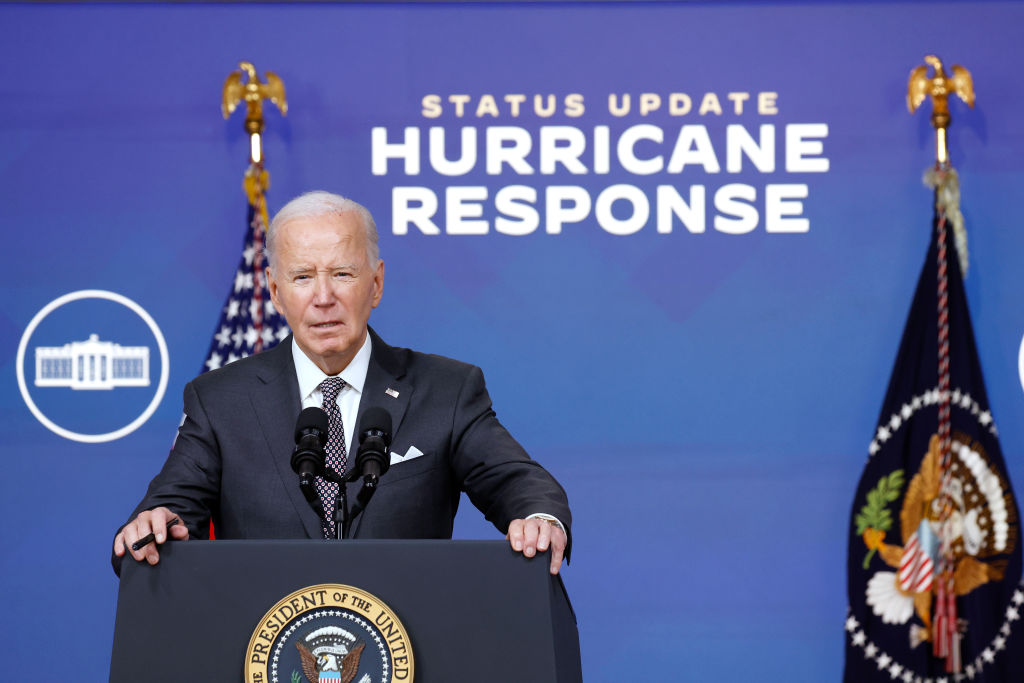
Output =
[{"x1": 506, "y1": 518, "x2": 567, "y2": 575}]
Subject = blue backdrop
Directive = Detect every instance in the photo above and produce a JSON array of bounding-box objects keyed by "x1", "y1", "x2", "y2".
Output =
[{"x1": 2, "y1": 2, "x2": 1023, "y2": 680}]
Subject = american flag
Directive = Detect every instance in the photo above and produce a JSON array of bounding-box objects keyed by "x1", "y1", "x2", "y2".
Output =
[{"x1": 201, "y1": 164, "x2": 290, "y2": 373}]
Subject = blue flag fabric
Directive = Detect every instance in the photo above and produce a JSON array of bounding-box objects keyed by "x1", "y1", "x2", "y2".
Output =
[
  {"x1": 200, "y1": 187, "x2": 290, "y2": 374},
  {"x1": 844, "y1": 211, "x2": 1024, "y2": 682}
]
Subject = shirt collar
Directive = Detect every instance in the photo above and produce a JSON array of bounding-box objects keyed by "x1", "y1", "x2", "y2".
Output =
[{"x1": 291, "y1": 332, "x2": 373, "y2": 402}]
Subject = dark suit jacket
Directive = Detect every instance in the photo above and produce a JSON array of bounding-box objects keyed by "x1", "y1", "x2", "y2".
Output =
[{"x1": 113, "y1": 329, "x2": 570, "y2": 575}]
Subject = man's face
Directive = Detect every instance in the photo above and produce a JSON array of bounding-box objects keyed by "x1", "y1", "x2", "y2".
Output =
[{"x1": 266, "y1": 211, "x2": 384, "y2": 375}]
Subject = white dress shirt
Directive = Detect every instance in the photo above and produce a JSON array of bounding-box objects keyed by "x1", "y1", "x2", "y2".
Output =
[{"x1": 291, "y1": 333, "x2": 372, "y2": 458}]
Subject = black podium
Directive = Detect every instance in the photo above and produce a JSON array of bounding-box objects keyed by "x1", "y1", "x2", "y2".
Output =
[{"x1": 110, "y1": 540, "x2": 580, "y2": 682}]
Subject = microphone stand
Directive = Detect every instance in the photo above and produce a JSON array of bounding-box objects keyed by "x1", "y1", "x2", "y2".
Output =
[
  {"x1": 348, "y1": 473, "x2": 381, "y2": 519},
  {"x1": 327, "y1": 468, "x2": 381, "y2": 539},
  {"x1": 336, "y1": 474, "x2": 349, "y2": 540},
  {"x1": 320, "y1": 468, "x2": 350, "y2": 540}
]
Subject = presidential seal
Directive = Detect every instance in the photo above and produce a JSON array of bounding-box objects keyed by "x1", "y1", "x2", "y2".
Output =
[{"x1": 244, "y1": 584, "x2": 413, "y2": 683}]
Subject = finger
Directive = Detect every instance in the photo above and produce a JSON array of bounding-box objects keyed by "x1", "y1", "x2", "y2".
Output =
[
  {"x1": 121, "y1": 525, "x2": 139, "y2": 559},
  {"x1": 130, "y1": 513, "x2": 154, "y2": 562},
  {"x1": 522, "y1": 520, "x2": 540, "y2": 558},
  {"x1": 536, "y1": 522, "x2": 552, "y2": 552},
  {"x1": 549, "y1": 530, "x2": 567, "y2": 575},
  {"x1": 145, "y1": 542, "x2": 161, "y2": 565},
  {"x1": 113, "y1": 531, "x2": 126, "y2": 557},
  {"x1": 506, "y1": 519, "x2": 525, "y2": 552},
  {"x1": 152, "y1": 514, "x2": 169, "y2": 545},
  {"x1": 151, "y1": 507, "x2": 179, "y2": 544},
  {"x1": 170, "y1": 522, "x2": 189, "y2": 540},
  {"x1": 146, "y1": 508, "x2": 182, "y2": 564},
  {"x1": 549, "y1": 546, "x2": 564, "y2": 575}
]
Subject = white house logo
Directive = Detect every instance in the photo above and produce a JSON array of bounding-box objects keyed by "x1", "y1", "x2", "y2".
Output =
[
  {"x1": 16, "y1": 290, "x2": 169, "y2": 443},
  {"x1": 35, "y1": 333, "x2": 150, "y2": 390}
]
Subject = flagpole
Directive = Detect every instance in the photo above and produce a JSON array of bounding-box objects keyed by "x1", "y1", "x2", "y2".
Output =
[{"x1": 908, "y1": 54, "x2": 975, "y2": 675}]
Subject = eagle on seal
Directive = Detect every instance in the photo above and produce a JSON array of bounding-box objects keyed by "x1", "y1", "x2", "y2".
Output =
[
  {"x1": 862, "y1": 434, "x2": 1013, "y2": 645},
  {"x1": 296, "y1": 640, "x2": 365, "y2": 683}
]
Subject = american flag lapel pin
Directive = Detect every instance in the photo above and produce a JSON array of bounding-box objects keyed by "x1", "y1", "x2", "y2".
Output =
[{"x1": 385, "y1": 387, "x2": 400, "y2": 398}]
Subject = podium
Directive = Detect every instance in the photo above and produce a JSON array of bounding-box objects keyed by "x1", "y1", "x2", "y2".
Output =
[{"x1": 110, "y1": 540, "x2": 581, "y2": 682}]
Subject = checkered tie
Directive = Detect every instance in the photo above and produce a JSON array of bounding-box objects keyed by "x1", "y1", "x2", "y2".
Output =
[{"x1": 316, "y1": 377, "x2": 348, "y2": 538}]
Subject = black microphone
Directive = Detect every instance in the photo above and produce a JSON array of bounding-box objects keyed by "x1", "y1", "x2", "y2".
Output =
[
  {"x1": 347, "y1": 407, "x2": 393, "y2": 488},
  {"x1": 290, "y1": 407, "x2": 329, "y2": 502}
]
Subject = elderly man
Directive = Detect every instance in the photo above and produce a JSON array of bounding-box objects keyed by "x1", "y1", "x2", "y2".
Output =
[{"x1": 113, "y1": 191, "x2": 570, "y2": 575}]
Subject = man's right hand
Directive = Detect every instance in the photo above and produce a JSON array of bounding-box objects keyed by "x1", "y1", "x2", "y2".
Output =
[{"x1": 113, "y1": 507, "x2": 188, "y2": 566}]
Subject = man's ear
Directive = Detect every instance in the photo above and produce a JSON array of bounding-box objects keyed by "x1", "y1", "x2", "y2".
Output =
[
  {"x1": 266, "y1": 266, "x2": 280, "y2": 309},
  {"x1": 371, "y1": 259, "x2": 385, "y2": 308}
]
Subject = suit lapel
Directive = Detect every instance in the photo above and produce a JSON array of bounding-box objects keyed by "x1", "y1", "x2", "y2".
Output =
[
  {"x1": 249, "y1": 337, "x2": 323, "y2": 539},
  {"x1": 348, "y1": 328, "x2": 412, "y2": 536}
]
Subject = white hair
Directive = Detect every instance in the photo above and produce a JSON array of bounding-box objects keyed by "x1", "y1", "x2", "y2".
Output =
[{"x1": 265, "y1": 191, "x2": 379, "y2": 271}]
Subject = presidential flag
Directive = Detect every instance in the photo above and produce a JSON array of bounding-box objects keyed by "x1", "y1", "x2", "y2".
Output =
[
  {"x1": 201, "y1": 165, "x2": 290, "y2": 374},
  {"x1": 845, "y1": 168, "x2": 1024, "y2": 682}
]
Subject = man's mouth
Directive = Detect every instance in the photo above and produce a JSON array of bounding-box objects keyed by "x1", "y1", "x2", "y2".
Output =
[{"x1": 312, "y1": 321, "x2": 341, "y2": 329}]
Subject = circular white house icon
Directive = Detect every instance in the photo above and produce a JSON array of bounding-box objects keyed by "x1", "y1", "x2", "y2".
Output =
[{"x1": 16, "y1": 290, "x2": 170, "y2": 443}]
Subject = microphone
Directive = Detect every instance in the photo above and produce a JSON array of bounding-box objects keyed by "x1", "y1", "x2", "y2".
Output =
[
  {"x1": 290, "y1": 407, "x2": 329, "y2": 502},
  {"x1": 347, "y1": 407, "x2": 393, "y2": 489}
]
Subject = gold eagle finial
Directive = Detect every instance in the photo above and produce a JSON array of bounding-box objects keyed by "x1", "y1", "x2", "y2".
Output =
[
  {"x1": 907, "y1": 55, "x2": 974, "y2": 165},
  {"x1": 222, "y1": 61, "x2": 287, "y2": 172},
  {"x1": 222, "y1": 61, "x2": 288, "y2": 135}
]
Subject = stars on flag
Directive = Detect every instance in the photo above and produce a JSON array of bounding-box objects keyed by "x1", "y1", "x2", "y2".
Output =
[
  {"x1": 233, "y1": 269, "x2": 254, "y2": 293},
  {"x1": 205, "y1": 310, "x2": 289, "y2": 370},
  {"x1": 215, "y1": 325, "x2": 231, "y2": 348},
  {"x1": 867, "y1": 387, "x2": 999, "y2": 459},
  {"x1": 201, "y1": 197, "x2": 289, "y2": 374},
  {"x1": 205, "y1": 351, "x2": 222, "y2": 371},
  {"x1": 261, "y1": 325, "x2": 276, "y2": 347},
  {"x1": 846, "y1": 582, "x2": 1024, "y2": 680},
  {"x1": 244, "y1": 325, "x2": 259, "y2": 348}
]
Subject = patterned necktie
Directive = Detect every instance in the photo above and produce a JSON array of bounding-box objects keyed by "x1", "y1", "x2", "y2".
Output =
[{"x1": 316, "y1": 376, "x2": 348, "y2": 538}]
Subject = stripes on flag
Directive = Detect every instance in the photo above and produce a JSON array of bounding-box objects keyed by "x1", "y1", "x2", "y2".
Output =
[{"x1": 898, "y1": 531, "x2": 935, "y2": 594}]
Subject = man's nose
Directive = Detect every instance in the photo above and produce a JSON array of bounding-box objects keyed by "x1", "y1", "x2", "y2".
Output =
[{"x1": 312, "y1": 275, "x2": 336, "y2": 304}]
